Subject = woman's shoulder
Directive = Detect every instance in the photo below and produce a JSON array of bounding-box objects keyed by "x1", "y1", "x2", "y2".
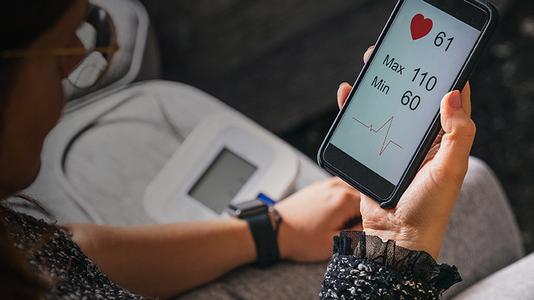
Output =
[
  {"x1": 2, "y1": 207, "x2": 146, "y2": 299},
  {"x1": 1, "y1": 207, "x2": 63, "y2": 250}
]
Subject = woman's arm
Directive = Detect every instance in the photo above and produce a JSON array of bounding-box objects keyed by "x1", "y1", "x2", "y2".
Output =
[
  {"x1": 68, "y1": 218, "x2": 255, "y2": 298},
  {"x1": 67, "y1": 178, "x2": 363, "y2": 298}
]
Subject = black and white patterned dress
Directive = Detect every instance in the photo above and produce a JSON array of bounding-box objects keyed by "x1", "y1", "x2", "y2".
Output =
[
  {"x1": 3, "y1": 210, "x2": 146, "y2": 300},
  {"x1": 320, "y1": 231, "x2": 462, "y2": 299}
]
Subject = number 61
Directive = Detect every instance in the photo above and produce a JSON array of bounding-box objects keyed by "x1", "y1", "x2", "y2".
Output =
[{"x1": 434, "y1": 31, "x2": 454, "y2": 52}]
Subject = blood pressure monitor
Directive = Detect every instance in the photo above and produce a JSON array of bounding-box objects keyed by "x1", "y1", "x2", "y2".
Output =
[{"x1": 144, "y1": 111, "x2": 299, "y2": 223}]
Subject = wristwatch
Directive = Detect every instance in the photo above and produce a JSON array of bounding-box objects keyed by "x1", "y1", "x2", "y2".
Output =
[{"x1": 226, "y1": 194, "x2": 282, "y2": 268}]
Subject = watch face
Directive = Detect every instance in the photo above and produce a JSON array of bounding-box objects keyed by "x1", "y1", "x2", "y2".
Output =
[{"x1": 227, "y1": 199, "x2": 268, "y2": 218}]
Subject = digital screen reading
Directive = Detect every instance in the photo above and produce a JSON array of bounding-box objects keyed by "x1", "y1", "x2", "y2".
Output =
[
  {"x1": 189, "y1": 149, "x2": 257, "y2": 213},
  {"x1": 330, "y1": 0, "x2": 482, "y2": 185}
]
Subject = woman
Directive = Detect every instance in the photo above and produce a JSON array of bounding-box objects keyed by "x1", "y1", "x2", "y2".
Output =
[{"x1": 0, "y1": 1, "x2": 475, "y2": 299}]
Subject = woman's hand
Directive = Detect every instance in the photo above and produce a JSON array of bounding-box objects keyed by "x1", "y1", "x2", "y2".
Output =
[
  {"x1": 276, "y1": 178, "x2": 362, "y2": 262},
  {"x1": 336, "y1": 46, "x2": 476, "y2": 259}
]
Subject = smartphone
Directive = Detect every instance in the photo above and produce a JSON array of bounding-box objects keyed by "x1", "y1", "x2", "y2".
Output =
[{"x1": 318, "y1": 0, "x2": 498, "y2": 208}]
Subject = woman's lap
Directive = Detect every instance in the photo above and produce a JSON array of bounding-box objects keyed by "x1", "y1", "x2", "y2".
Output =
[
  {"x1": 441, "y1": 157, "x2": 524, "y2": 298},
  {"x1": 177, "y1": 157, "x2": 524, "y2": 300},
  {"x1": 177, "y1": 263, "x2": 327, "y2": 300}
]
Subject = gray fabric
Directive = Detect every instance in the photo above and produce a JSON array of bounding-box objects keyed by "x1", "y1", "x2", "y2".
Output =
[
  {"x1": 27, "y1": 81, "x2": 524, "y2": 299},
  {"x1": 443, "y1": 158, "x2": 525, "y2": 298},
  {"x1": 452, "y1": 253, "x2": 534, "y2": 300}
]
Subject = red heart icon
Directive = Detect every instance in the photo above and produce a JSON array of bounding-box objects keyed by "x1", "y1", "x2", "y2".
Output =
[{"x1": 411, "y1": 14, "x2": 433, "y2": 40}]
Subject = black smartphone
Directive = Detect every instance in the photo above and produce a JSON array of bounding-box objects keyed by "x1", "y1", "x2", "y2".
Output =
[{"x1": 318, "y1": 0, "x2": 498, "y2": 208}]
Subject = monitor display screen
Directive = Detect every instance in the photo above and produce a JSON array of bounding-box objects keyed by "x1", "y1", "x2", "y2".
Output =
[{"x1": 188, "y1": 149, "x2": 257, "y2": 213}]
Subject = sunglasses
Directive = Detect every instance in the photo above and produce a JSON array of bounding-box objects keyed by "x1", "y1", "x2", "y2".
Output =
[{"x1": 0, "y1": 4, "x2": 119, "y2": 90}]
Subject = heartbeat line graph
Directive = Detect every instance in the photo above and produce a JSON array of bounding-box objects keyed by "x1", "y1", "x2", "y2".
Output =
[{"x1": 352, "y1": 116, "x2": 403, "y2": 156}]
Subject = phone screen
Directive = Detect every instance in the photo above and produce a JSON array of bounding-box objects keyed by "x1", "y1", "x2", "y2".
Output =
[{"x1": 329, "y1": 0, "x2": 483, "y2": 186}]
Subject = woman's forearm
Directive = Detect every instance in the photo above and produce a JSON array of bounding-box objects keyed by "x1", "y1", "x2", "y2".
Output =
[
  {"x1": 65, "y1": 178, "x2": 368, "y2": 298},
  {"x1": 67, "y1": 219, "x2": 256, "y2": 298}
]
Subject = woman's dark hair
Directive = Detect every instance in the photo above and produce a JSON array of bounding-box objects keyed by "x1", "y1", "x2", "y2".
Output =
[
  {"x1": 0, "y1": 1, "x2": 75, "y2": 299},
  {"x1": 0, "y1": 1, "x2": 76, "y2": 97}
]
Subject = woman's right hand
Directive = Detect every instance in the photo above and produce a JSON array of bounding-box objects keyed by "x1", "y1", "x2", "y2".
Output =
[{"x1": 336, "y1": 46, "x2": 476, "y2": 259}]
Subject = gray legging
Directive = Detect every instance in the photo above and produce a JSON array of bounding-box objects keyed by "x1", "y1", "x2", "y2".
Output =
[{"x1": 177, "y1": 157, "x2": 524, "y2": 300}]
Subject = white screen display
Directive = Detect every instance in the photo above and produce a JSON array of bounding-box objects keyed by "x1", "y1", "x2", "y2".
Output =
[
  {"x1": 189, "y1": 149, "x2": 257, "y2": 213},
  {"x1": 330, "y1": 0, "x2": 482, "y2": 185}
]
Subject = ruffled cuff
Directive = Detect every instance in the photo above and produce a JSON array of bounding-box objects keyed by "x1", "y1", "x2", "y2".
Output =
[{"x1": 333, "y1": 231, "x2": 462, "y2": 291}]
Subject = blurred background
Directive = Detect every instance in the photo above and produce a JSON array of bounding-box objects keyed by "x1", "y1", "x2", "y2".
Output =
[{"x1": 139, "y1": 0, "x2": 534, "y2": 251}]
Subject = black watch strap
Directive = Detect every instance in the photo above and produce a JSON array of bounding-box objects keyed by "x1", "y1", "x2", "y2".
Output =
[{"x1": 245, "y1": 211, "x2": 280, "y2": 268}]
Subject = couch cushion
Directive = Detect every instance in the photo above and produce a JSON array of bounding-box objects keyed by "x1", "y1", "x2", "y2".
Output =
[{"x1": 452, "y1": 253, "x2": 534, "y2": 300}]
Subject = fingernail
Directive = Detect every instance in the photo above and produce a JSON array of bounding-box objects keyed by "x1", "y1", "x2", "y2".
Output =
[
  {"x1": 450, "y1": 90, "x2": 462, "y2": 109},
  {"x1": 339, "y1": 82, "x2": 347, "y2": 88}
]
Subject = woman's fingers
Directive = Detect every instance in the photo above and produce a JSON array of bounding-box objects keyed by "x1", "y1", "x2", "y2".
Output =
[
  {"x1": 433, "y1": 90, "x2": 476, "y2": 184},
  {"x1": 337, "y1": 82, "x2": 352, "y2": 109},
  {"x1": 461, "y1": 82, "x2": 472, "y2": 117},
  {"x1": 363, "y1": 45, "x2": 375, "y2": 64}
]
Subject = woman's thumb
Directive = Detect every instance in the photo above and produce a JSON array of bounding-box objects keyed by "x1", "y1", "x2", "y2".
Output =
[{"x1": 433, "y1": 90, "x2": 476, "y2": 182}]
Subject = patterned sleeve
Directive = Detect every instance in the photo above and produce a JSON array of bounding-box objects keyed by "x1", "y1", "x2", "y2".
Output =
[{"x1": 320, "y1": 231, "x2": 462, "y2": 300}]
